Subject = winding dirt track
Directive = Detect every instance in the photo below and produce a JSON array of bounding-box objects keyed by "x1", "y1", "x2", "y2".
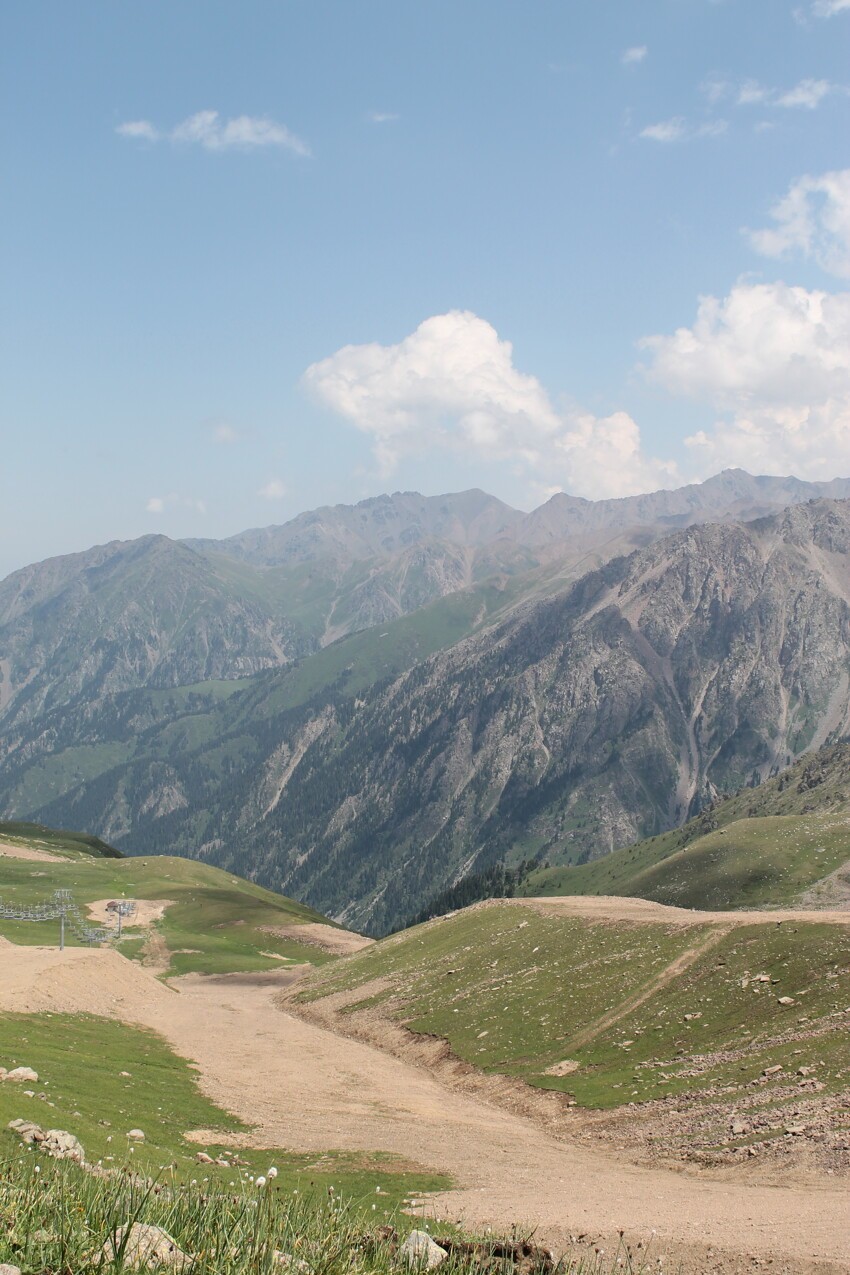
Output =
[{"x1": 1, "y1": 936, "x2": 848, "y2": 1273}]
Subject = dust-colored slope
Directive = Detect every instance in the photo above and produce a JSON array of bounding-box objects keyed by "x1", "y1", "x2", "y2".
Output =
[
  {"x1": 518, "y1": 894, "x2": 850, "y2": 926},
  {"x1": 0, "y1": 943, "x2": 847, "y2": 1273}
]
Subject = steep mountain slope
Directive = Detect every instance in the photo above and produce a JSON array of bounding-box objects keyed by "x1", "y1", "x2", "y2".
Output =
[
  {"x1": 4, "y1": 472, "x2": 848, "y2": 736},
  {"x1": 0, "y1": 535, "x2": 312, "y2": 729},
  {"x1": 520, "y1": 742, "x2": 850, "y2": 910},
  {"x1": 24, "y1": 499, "x2": 850, "y2": 934}
]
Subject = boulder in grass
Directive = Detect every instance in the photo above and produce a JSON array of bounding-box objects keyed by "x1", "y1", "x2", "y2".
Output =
[
  {"x1": 273, "y1": 1253, "x2": 312, "y2": 1273},
  {"x1": 8, "y1": 1119, "x2": 84, "y2": 1162},
  {"x1": 5, "y1": 1068, "x2": 38, "y2": 1083},
  {"x1": 44, "y1": 1129, "x2": 85, "y2": 1162},
  {"x1": 127, "y1": 1128, "x2": 146, "y2": 1141},
  {"x1": 0, "y1": 1263, "x2": 22, "y2": 1275},
  {"x1": 8, "y1": 1118, "x2": 46, "y2": 1143},
  {"x1": 400, "y1": 1231, "x2": 448, "y2": 1269},
  {"x1": 104, "y1": 1223, "x2": 191, "y2": 1270}
]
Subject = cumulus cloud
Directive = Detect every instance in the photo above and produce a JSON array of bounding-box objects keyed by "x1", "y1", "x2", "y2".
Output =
[
  {"x1": 641, "y1": 281, "x2": 850, "y2": 479},
  {"x1": 146, "y1": 497, "x2": 165, "y2": 514},
  {"x1": 304, "y1": 311, "x2": 676, "y2": 499},
  {"x1": 621, "y1": 46, "x2": 647, "y2": 65},
  {"x1": 258, "y1": 479, "x2": 286, "y2": 499},
  {"x1": 368, "y1": 111, "x2": 399, "y2": 123},
  {"x1": 813, "y1": 0, "x2": 850, "y2": 14},
  {"x1": 116, "y1": 110, "x2": 309, "y2": 156},
  {"x1": 747, "y1": 168, "x2": 850, "y2": 280}
]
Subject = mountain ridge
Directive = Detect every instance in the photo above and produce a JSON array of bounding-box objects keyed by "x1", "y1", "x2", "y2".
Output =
[{"x1": 17, "y1": 496, "x2": 850, "y2": 933}]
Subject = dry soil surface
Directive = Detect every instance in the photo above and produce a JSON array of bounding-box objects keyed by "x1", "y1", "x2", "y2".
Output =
[
  {"x1": 261, "y1": 921, "x2": 374, "y2": 956},
  {"x1": 0, "y1": 941, "x2": 847, "y2": 1274},
  {"x1": 0, "y1": 840, "x2": 64, "y2": 863},
  {"x1": 516, "y1": 895, "x2": 850, "y2": 925},
  {"x1": 85, "y1": 898, "x2": 174, "y2": 929}
]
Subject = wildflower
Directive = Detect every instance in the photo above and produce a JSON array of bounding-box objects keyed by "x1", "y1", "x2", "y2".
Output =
[
  {"x1": 34, "y1": 1165, "x2": 40, "y2": 1174},
  {"x1": 268, "y1": 1166, "x2": 278, "y2": 1179},
  {"x1": 256, "y1": 1176, "x2": 267, "y2": 1188}
]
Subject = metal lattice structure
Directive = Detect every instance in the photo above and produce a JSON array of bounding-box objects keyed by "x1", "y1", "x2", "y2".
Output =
[{"x1": 0, "y1": 889, "x2": 134, "y2": 948}]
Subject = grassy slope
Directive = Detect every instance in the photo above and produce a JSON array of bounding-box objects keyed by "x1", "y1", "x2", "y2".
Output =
[
  {"x1": 298, "y1": 902, "x2": 850, "y2": 1112},
  {"x1": 0, "y1": 829, "x2": 340, "y2": 977},
  {"x1": 520, "y1": 744, "x2": 850, "y2": 909},
  {"x1": 0, "y1": 1012, "x2": 445, "y2": 1203},
  {"x1": 0, "y1": 821, "x2": 123, "y2": 858}
]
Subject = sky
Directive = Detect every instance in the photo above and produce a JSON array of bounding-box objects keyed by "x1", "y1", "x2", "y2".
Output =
[{"x1": 2, "y1": 0, "x2": 850, "y2": 577}]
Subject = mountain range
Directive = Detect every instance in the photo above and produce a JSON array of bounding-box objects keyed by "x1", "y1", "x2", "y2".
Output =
[{"x1": 3, "y1": 469, "x2": 850, "y2": 932}]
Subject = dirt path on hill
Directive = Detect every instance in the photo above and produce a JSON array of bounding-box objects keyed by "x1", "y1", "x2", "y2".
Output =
[
  {"x1": 515, "y1": 895, "x2": 850, "y2": 925},
  {"x1": 2, "y1": 943, "x2": 847, "y2": 1274},
  {"x1": 0, "y1": 840, "x2": 64, "y2": 863},
  {"x1": 562, "y1": 926, "x2": 733, "y2": 1052}
]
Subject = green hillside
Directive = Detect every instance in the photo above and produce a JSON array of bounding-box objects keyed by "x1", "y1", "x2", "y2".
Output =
[
  {"x1": 0, "y1": 820, "x2": 123, "y2": 859},
  {"x1": 0, "y1": 826, "x2": 343, "y2": 976},
  {"x1": 520, "y1": 744, "x2": 850, "y2": 910}
]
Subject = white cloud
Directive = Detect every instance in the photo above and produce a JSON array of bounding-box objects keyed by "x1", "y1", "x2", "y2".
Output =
[
  {"x1": 737, "y1": 79, "x2": 770, "y2": 106},
  {"x1": 368, "y1": 111, "x2": 399, "y2": 123},
  {"x1": 747, "y1": 168, "x2": 850, "y2": 280},
  {"x1": 640, "y1": 117, "x2": 687, "y2": 142},
  {"x1": 116, "y1": 120, "x2": 159, "y2": 142},
  {"x1": 621, "y1": 46, "x2": 647, "y2": 65},
  {"x1": 639, "y1": 117, "x2": 726, "y2": 143},
  {"x1": 813, "y1": 0, "x2": 850, "y2": 14},
  {"x1": 304, "y1": 310, "x2": 676, "y2": 499},
  {"x1": 145, "y1": 494, "x2": 206, "y2": 515},
  {"x1": 258, "y1": 479, "x2": 286, "y2": 500},
  {"x1": 641, "y1": 281, "x2": 850, "y2": 479},
  {"x1": 776, "y1": 78, "x2": 833, "y2": 109},
  {"x1": 703, "y1": 75, "x2": 840, "y2": 110},
  {"x1": 117, "y1": 110, "x2": 310, "y2": 156}
]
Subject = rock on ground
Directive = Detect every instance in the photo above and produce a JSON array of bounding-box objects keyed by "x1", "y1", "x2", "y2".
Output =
[
  {"x1": 7, "y1": 1119, "x2": 84, "y2": 1163},
  {"x1": 3, "y1": 1067, "x2": 38, "y2": 1083},
  {"x1": 103, "y1": 1223, "x2": 191, "y2": 1270},
  {"x1": 400, "y1": 1231, "x2": 448, "y2": 1269}
]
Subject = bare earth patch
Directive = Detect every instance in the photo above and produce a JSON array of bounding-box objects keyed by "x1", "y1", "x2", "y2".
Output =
[
  {"x1": 1, "y1": 938, "x2": 847, "y2": 1273},
  {"x1": 516, "y1": 894, "x2": 850, "y2": 926},
  {"x1": 543, "y1": 1059, "x2": 580, "y2": 1077},
  {"x1": 261, "y1": 921, "x2": 374, "y2": 956},
  {"x1": 86, "y1": 898, "x2": 174, "y2": 928},
  {"x1": 0, "y1": 840, "x2": 65, "y2": 863}
]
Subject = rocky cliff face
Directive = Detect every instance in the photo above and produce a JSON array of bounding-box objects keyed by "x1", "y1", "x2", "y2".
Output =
[{"x1": 22, "y1": 499, "x2": 850, "y2": 935}]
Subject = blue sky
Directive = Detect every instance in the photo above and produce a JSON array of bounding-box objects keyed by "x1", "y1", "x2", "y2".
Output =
[{"x1": 2, "y1": 0, "x2": 850, "y2": 575}]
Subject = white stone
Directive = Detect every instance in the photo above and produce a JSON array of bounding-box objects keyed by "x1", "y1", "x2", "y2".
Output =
[
  {"x1": 104, "y1": 1223, "x2": 191, "y2": 1270},
  {"x1": 400, "y1": 1231, "x2": 447, "y2": 1269}
]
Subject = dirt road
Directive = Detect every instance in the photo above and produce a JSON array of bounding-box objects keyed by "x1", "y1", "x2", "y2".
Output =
[
  {"x1": 516, "y1": 895, "x2": 850, "y2": 925},
  {"x1": 1, "y1": 942, "x2": 847, "y2": 1273}
]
